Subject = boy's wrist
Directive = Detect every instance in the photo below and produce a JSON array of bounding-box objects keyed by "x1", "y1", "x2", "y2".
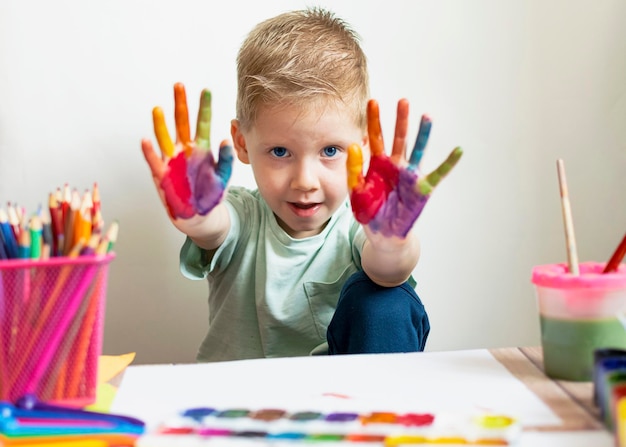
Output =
[
  {"x1": 361, "y1": 229, "x2": 420, "y2": 287},
  {"x1": 363, "y1": 226, "x2": 418, "y2": 254},
  {"x1": 171, "y1": 204, "x2": 230, "y2": 251}
]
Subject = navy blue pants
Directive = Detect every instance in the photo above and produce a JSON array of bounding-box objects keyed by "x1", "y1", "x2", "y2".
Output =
[{"x1": 327, "y1": 271, "x2": 430, "y2": 355}]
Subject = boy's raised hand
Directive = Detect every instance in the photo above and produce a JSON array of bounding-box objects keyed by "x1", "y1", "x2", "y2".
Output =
[
  {"x1": 348, "y1": 99, "x2": 462, "y2": 238},
  {"x1": 141, "y1": 83, "x2": 233, "y2": 220}
]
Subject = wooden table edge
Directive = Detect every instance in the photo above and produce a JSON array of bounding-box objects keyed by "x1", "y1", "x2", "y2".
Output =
[{"x1": 489, "y1": 347, "x2": 604, "y2": 431}]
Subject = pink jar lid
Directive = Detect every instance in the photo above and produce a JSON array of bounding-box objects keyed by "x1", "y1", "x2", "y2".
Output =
[{"x1": 531, "y1": 262, "x2": 626, "y2": 289}]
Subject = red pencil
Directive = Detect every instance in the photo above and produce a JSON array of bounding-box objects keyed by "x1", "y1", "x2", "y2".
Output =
[
  {"x1": 61, "y1": 183, "x2": 71, "y2": 229},
  {"x1": 92, "y1": 182, "x2": 101, "y2": 219},
  {"x1": 48, "y1": 192, "x2": 64, "y2": 256},
  {"x1": 604, "y1": 232, "x2": 626, "y2": 273}
]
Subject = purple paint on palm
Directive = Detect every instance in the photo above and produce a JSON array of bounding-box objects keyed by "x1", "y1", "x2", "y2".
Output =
[
  {"x1": 159, "y1": 144, "x2": 233, "y2": 219},
  {"x1": 187, "y1": 151, "x2": 227, "y2": 215},
  {"x1": 368, "y1": 169, "x2": 429, "y2": 238}
]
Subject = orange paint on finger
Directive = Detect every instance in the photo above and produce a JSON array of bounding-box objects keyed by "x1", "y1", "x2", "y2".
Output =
[
  {"x1": 367, "y1": 99, "x2": 385, "y2": 157},
  {"x1": 174, "y1": 82, "x2": 192, "y2": 146},
  {"x1": 390, "y1": 99, "x2": 410, "y2": 163}
]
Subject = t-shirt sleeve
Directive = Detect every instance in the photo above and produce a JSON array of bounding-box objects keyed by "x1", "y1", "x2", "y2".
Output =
[
  {"x1": 179, "y1": 236, "x2": 210, "y2": 279},
  {"x1": 350, "y1": 221, "x2": 367, "y2": 270}
]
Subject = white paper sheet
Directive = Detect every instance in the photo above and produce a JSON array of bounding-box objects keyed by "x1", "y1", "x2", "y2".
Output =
[{"x1": 110, "y1": 349, "x2": 561, "y2": 431}]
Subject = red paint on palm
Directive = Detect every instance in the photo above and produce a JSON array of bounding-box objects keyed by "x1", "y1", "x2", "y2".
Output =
[
  {"x1": 351, "y1": 155, "x2": 400, "y2": 224},
  {"x1": 160, "y1": 152, "x2": 194, "y2": 219}
]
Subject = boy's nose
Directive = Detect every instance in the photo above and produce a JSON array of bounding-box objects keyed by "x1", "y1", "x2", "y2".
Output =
[{"x1": 290, "y1": 161, "x2": 320, "y2": 191}]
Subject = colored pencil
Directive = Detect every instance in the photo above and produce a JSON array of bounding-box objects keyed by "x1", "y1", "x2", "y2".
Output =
[
  {"x1": 0, "y1": 208, "x2": 19, "y2": 259},
  {"x1": 49, "y1": 192, "x2": 64, "y2": 257},
  {"x1": 66, "y1": 269, "x2": 102, "y2": 397},
  {"x1": 81, "y1": 233, "x2": 101, "y2": 256},
  {"x1": 63, "y1": 189, "x2": 80, "y2": 255},
  {"x1": 20, "y1": 265, "x2": 98, "y2": 401},
  {"x1": 7, "y1": 203, "x2": 21, "y2": 241},
  {"x1": 556, "y1": 159, "x2": 580, "y2": 275},
  {"x1": 41, "y1": 211, "x2": 53, "y2": 260},
  {"x1": 61, "y1": 184, "x2": 71, "y2": 228},
  {"x1": 47, "y1": 268, "x2": 94, "y2": 400},
  {"x1": 17, "y1": 226, "x2": 31, "y2": 259},
  {"x1": 0, "y1": 227, "x2": 7, "y2": 260},
  {"x1": 92, "y1": 181, "x2": 101, "y2": 219},
  {"x1": 1, "y1": 183, "x2": 118, "y2": 406},
  {"x1": 0, "y1": 270, "x2": 5, "y2": 395},
  {"x1": 604, "y1": 232, "x2": 626, "y2": 274},
  {"x1": 23, "y1": 214, "x2": 50, "y2": 338},
  {"x1": 105, "y1": 220, "x2": 118, "y2": 253},
  {"x1": 0, "y1": 184, "x2": 118, "y2": 260},
  {"x1": 92, "y1": 208, "x2": 104, "y2": 235},
  {"x1": 29, "y1": 215, "x2": 43, "y2": 260},
  {"x1": 96, "y1": 220, "x2": 119, "y2": 255},
  {"x1": 73, "y1": 193, "x2": 93, "y2": 249},
  {"x1": 71, "y1": 226, "x2": 117, "y2": 396},
  {"x1": 15, "y1": 204, "x2": 25, "y2": 225},
  {"x1": 7, "y1": 238, "x2": 86, "y2": 394}
]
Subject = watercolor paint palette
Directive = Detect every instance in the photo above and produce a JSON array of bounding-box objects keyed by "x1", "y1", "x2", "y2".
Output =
[{"x1": 136, "y1": 406, "x2": 521, "y2": 446}]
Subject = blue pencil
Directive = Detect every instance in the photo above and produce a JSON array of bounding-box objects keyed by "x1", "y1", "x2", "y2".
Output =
[
  {"x1": 0, "y1": 228, "x2": 8, "y2": 260},
  {"x1": 0, "y1": 209, "x2": 18, "y2": 259},
  {"x1": 17, "y1": 228, "x2": 30, "y2": 259}
]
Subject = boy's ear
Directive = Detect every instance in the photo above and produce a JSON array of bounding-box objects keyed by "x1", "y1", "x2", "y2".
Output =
[{"x1": 230, "y1": 119, "x2": 250, "y2": 164}]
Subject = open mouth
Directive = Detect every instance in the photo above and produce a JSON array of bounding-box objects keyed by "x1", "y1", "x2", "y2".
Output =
[
  {"x1": 291, "y1": 202, "x2": 318, "y2": 209},
  {"x1": 288, "y1": 202, "x2": 321, "y2": 217}
]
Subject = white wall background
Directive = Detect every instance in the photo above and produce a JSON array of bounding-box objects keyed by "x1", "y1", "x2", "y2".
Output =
[{"x1": 1, "y1": 0, "x2": 624, "y2": 365}]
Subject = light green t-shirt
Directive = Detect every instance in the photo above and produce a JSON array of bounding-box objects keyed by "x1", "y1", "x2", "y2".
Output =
[{"x1": 180, "y1": 187, "x2": 367, "y2": 362}]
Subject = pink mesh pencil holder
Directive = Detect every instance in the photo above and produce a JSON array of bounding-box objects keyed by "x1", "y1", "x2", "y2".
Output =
[{"x1": 0, "y1": 253, "x2": 115, "y2": 407}]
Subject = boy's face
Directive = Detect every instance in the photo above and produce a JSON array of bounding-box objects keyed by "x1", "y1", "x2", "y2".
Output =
[{"x1": 231, "y1": 101, "x2": 367, "y2": 239}]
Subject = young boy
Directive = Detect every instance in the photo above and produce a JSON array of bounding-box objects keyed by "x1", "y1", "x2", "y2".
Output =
[{"x1": 141, "y1": 7, "x2": 461, "y2": 362}]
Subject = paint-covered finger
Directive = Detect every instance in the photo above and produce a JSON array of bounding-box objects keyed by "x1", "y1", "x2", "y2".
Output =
[
  {"x1": 141, "y1": 138, "x2": 166, "y2": 181},
  {"x1": 215, "y1": 140, "x2": 234, "y2": 186},
  {"x1": 416, "y1": 147, "x2": 463, "y2": 195},
  {"x1": 367, "y1": 99, "x2": 384, "y2": 157},
  {"x1": 174, "y1": 82, "x2": 191, "y2": 146},
  {"x1": 161, "y1": 152, "x2": 194, "y2": 219},
  {"x1": 142, "y1": 139, "x2": 173, "y2": 217},
  {"x1": 195, "y1": 89, "x2": 212, "y2": 150},
  {"x1": 152, "y1": 107, "x2": 174, "y2": 158},
  {"x1": 390, "y1": 99, "x2": 409, "y2": 164},
  {"x1": 408, "y1": 114, "x2": 432, "y2": 170},
  {"x1": 347, "y1": 143, "x2": 364, "y2": 191}
]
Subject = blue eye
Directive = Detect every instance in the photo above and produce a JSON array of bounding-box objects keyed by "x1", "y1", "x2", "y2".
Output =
[
  {"x1": 323, "y1": 146, "x2": 338, "y2": 157},
  {"x1": 271, "y1": 147, "x2": 288, "y2": 157}
]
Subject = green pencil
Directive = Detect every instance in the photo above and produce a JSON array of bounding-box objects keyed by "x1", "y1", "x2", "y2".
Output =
[
  {"x1": 106, "y1": 220, "x2": 119, "y2": 253},
  {"x1": 29, "y1": 215, "x2": 43, "y2": 260}
]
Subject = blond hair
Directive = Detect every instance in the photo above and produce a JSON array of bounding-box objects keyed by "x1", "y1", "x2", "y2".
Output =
[{"x1": 235, "y1": 7, "x2": 369, "y2": 131}]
